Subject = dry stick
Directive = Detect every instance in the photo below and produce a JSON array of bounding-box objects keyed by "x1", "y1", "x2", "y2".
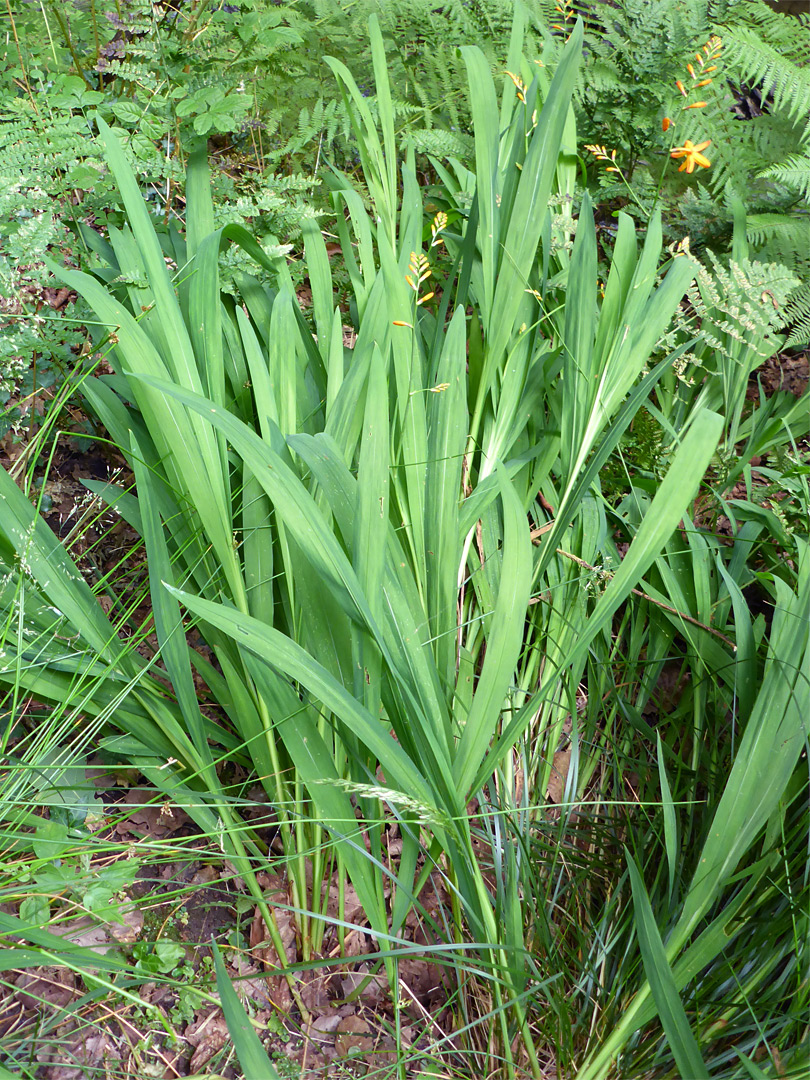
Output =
[
  {"x1": 5, "y1": 0, "x2": 38, "y2": 112},
  {"x1": 45, "y1": 2, "x2": 92, "y2": 88},
  {"x1": 530, "y1": 525, "x2": 737, "y2": 650}
]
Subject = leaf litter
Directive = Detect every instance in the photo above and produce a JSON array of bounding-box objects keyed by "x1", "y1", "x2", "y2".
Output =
[{"x1": 1, "y1": 775, "x2": 457, "y2": 1079}]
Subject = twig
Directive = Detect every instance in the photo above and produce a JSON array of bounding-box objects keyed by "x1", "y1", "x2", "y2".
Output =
[{"x1": 534, "y1": 536, "x2": 737, "y2": 650}]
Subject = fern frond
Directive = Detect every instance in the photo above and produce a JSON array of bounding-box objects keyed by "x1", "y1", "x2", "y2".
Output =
[
  {"x1": 406, "y1": 129, "x2": 474, "y2": 159},
  {"x1": 783, "y1": 283, "x2": 810, "y2": 348},
  {"x1": 722, "y1": 26, "x2": 810, "y2": 132},
  {"x1": 746, "y1": 212, "x2": 810, "y2": 251},
  {"x1": 759, "y1": 154, "x2": 810, "y2": 203},
  {"x1": 724, "y1": 1, "x2": 810, "y2": 68},
  {"x1": 685, "y1": 251, "x2": 800, "y2": 367}
]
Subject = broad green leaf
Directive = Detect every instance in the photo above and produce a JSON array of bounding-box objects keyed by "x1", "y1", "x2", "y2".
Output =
[
  {"x1": 132, "y1": 373, "x2": 386, "y2": 643},
  {"x1": 425, "y1": 306, "x2": 468, "y2": 691},
  {"x1": 455, "y1": 467, "x2": 532, "y2": 795},
  {"x1": 129, "y1": 433, "x2": 213, "y2": 780},
  {"x1": 184, "y1": 138, "x2": 215, "y2": 259},
  {"x1": 163, "y1": 586, "x2": 435, "y2": 816}
]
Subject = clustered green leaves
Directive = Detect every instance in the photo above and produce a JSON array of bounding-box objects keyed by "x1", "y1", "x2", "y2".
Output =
[{"x1": 0, "y1": 4, "x2": 808, "y2": 1080}]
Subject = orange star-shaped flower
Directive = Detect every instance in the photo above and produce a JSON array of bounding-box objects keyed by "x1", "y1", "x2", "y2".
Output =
[{"x1": 670, "y1": 139, "x2": 711, "y2": 173}]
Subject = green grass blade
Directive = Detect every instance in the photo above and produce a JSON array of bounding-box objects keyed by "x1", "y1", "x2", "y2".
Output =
[
  {"x1": 302, "y1": 217, "x2": 334, "y2": 360},
  {"x1": 486, "y1": 20, "x2": 583, "y2": 368},
  {"x1": 94, "y1": 117, "x2": 202, "y2": 395},
  {"x1": 0, "y1": 466, "x2": 126, "y2": 665},
  {"x1": 478, "y1": 410, "x2": 724, "y2": 791},
  {"x1": 45, "y1": 258, "x2": 243, "y2": 600},
  {"x1": 592, "y1": 211, "x2": 638, "y2": 359},
  {"x1": 735, "y1": 1051, "x2": 773, "y2": 1079},
  {"x1": 560, "y1": 190, "x2": 597, "y2": 478},
  {"x1": 678, "y1": 557, "x2": 810, "y2": 934},
  {"x1": 368, "y1": 12, "x2": 397, "y2": 243},
  {"x1": 354, "y1": 345, "x2": 389, "y2": 708},
  {"x1": 656, "y1": 732, "x2": 678, "y2": 903},
  {"x1": 189, "y1": 230, "x2": 228, "y2": 414},
  {"x1": 324, "y1": 39, "x2": 395, "y2": 246},
  {"x1": 576, "y1": 545, "x2": 809, "y2": 1080},
  {"x1": 212, "y1": 940, "x2": 281, "y2": 1080},
  {"x1": 0, "y1": 911, "x2": 128, "y2": 973},
  {"x1": 626, "y1": 851, "x2": 711, "y2": 1080},
  {"x1": 132, "y1": 373, "x2": 384, "y2": 639}
]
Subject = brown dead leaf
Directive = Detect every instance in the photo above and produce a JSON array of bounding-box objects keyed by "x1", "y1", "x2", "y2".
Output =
[
  {"x1": 42, "y1": 286, "x2": 73, "y2": 311},
  {"x1": 334, "y1": 1014, "x2": 373, "y2": 1058},
  {"x1": 752, "y1": 351, "x2": 809, "y2": 398},
  {"x1": 188, "y1": 1013, "x2": 229, "y2": 1072},
  {"x1": 546, "y1": 746, "x2": 572, "y2": 805},
  {"x1": 286, "y1": 1039, "x2": 329, "y2": 1076},
  {"x1": 340, "y1": 928, "x2": 368, "y2": 958},
  {"x1": 232, "y1": 976, "x2": 278, "y2": 1012},
  {"x1": 46, "y1": 917, "x2": 111, "y2": 956},
  {"x1": 300, "y1": 968, "x2": 334, "y2": 1014},
  {"x1": 113, "y1": 788, "x2": 189, "y2": 840},
  {"x1": 250, "y1": 882, "x2": 297, "y2": 1014},
  {"x1": 340, "y1": 963, "x2": 386, "y2": 1006},
  {"x1": 185, "y1": 1007, "x2": 228, "y2": 1047},
  {"x1": 108, "y1": 903, "x2": 144, "y2": 945},
  {"x1": 12, "y1": 967, "x2": 79, "y2": 1011},
  {"x1": 399, "y1": 956, "x2": 445, "y2": 1014},
  {"x1": 310, "y1": 1012, "x2": 342, "y2": 1036},
  {"x1": 191, "y1": 863, "x2": 219, "y2": 886},
  {"x1": 38, "y1": 1030, "x2": 117, "y2": 1080}
]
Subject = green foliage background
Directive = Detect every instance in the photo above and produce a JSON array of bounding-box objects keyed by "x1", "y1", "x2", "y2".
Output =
[{"x1": 0, "y1": 4, "x2": 808, "y2": 1079}]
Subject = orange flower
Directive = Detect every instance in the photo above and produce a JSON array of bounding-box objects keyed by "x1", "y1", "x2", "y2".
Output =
[
  {"x1": 676, "y1": 79, "x2": 687, "y2": 96},
  {"x1": 682, "y1": 101, "x2": 708, "y2": 110},
  {"x1": 670, "y1": 139, "x2": 712, "y2": 173},
  {"x1": 662, "y1": 116, "x2": 672, "y2": 132}
]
